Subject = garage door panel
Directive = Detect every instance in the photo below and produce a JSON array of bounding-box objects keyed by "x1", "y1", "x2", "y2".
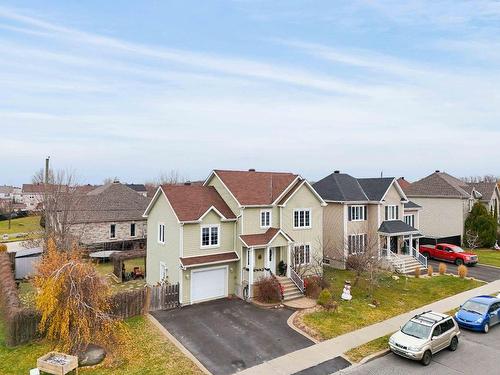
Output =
[{"x1": 191, "y1": 267, "x2": 227, "y2": 303}]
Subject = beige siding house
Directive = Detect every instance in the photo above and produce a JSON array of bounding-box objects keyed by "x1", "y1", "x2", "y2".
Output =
[
  {"x1": 405, "y1": 171, "x2": 500, "y2": 245},
  {"x1": 314, "y1": 171, "x2": 425, "y2": 273},
  {"x1": 145, "y1": 169, "x2": 326, "y2": 305}
]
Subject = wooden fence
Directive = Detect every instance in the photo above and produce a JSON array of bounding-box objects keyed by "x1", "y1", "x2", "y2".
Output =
[{"x1": 148, "y1": 283, "x2": 180, "y2": 311}]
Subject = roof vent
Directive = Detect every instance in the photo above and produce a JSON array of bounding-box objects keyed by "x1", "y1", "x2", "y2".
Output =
[
  {"x1": 184, "y1": 181, "x2": 192, "y2": 186},
  {"x1": 334, "y1": 170, "x2": 340, "y2": 174},
  {"x1": 435, "y1": 170, "x2": 440, "y2": 173},
  {"x1": 112, "y1": 179, "x2": 120, "y2": 184},
  {"x1": 248, "y1": 168, "x2": 256, "y2": 172}
]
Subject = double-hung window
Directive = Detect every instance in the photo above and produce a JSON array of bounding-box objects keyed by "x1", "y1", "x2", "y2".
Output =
[
  {"x1": 403, "y1": 214, "x2": 415, "y2": 228},
  {"x1": 385, "y1": 205, "x2": 399, "y2": 220},
  {"x1": 348, "y1": 234, "x2": 367, "y2": 254},
  {"x1": 110, "y1": 224, "x2": 116, "y2": 239},
  {"x1": 260, "y1": 209, "x2": 271, "y2": 228},
  {"x1": 293, "y1": 244, "x2": 311, "y2": 265},
  {"x1": 201, "y1": 225, "x2": 220, "y2": 248},
  {"x1": 293, "y1": 209, "x2": 311, "y2": 229},
  {"x1": 348, "y1": 205, "x2": 367, "y2": 221},
  {"x1": 158, "y1": 223, "x2": 165, "y2": 244}
]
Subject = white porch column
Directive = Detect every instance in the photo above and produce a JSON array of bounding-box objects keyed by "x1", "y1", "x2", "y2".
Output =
[
  {"x1": 264, "y1": 246, "x2": 270, "y2": 277},
  {"x1": 409, "y1": 234, "x2": 413, "y2": 255},
  {"x1": 248, "y1": 247, "x2": 255, "y2": 298},
  {"x1": 386, "y1": 236, "x2": 391, "y2": 258},
  {"x1": 286, "y1": 243, "x2": 292, "y2": 278}
]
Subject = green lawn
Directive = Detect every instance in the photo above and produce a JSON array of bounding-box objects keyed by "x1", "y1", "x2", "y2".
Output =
[
  {"x1": 94, "y1": 257, "x2": 147, "y2": 293},
  {"x1": 0, "y1": 316, "x2": 202, "y2": 375},
  {"x1": 473, "y1": 248, "x2": 500, "y2": 268},
  {"x1": 0, "y1": 216, "x2": 42, "y2": 235},
  {"x1": 344, "y1": 335, "x2": 390, "y2": 363},
  {"x1": 302, "y1": 268, "x2": 483, "y2": 341}
]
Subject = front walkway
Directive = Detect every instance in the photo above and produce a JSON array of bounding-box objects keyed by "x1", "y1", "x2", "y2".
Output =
[{"x1": 238, "y1": 279, "x2": 500, "y2": 375}]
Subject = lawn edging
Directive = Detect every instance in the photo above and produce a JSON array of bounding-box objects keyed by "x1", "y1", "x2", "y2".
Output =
[
  {"x1": 287, "y1": 310, "x2": 319, "y2": 344},
  {"x1": 146, "y1": 314, "x2": 211, "y2": 375}
]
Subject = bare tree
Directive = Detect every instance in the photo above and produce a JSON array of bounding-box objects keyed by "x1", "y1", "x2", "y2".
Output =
[
  {"x1": 461, "y1": 175, "x2": 499, "y2": 183},
  {"x1": 146, "y1": 170, "x2": 187, "y2": 187},
  {"x1": 464, "y1": 229, "x2": 480, "y2": 250}
]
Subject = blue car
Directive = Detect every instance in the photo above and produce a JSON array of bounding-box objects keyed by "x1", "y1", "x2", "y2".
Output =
[{"x1": 455, "y1": 296, "x2": 500, "y2": 333}]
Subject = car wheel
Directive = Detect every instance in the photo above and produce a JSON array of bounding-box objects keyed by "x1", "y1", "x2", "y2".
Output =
[
  {"x1": 448, "y1": 336, "x2": 458, "y2": 351},
  {"x1": 455, "y1": 259, "x2": 464, "y2": 266},
  {"x1": 421, "y1": 350, "x2": 432, "y2": 366},
  {"x1": 484, "y1": 323, "x2": 489, "y2": 333}
]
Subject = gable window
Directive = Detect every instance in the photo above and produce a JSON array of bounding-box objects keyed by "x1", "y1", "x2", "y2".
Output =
[
  {"x1": 348, "y1": 234, "x2": 367, "y2": 255},
  {"x1": 110, "y1": 224, "x2": 116, "y2": 239},
  {"x1": 293, "y1": 244, "x2": 311, "y2": 265},
  {"x1": 201, "y1": 225, "x2": 220, "y2": 247},
  {"x1": 293, "y1": 209, "x2": 311, "y2": 229},
  {"x1": 385, "y1": 205, "x2": 399, "y2": 220},
  {"x1": 403, "y1": 214, "x2": 415, "y2": 228},
  {"x1": 159, "y1": 262, "x2": 167, "y2": 282},
  {"x1": 130, "y1": 223, "x2": 136, "y2": 237},
  {"x1": 348, "y1": 205, "x2": 367, "y2": 221},
  {"x1": 260, "y1": 209, "x2": 271, "y2": 228},
  {"x1": 158, "y1": 223, "x2": 165, "y2": 244}
]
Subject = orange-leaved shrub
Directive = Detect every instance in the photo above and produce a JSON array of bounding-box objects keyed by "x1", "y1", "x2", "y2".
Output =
[
  {"x1": 439, "y1": 262, "x2": 447, "y2": 275},
  {"x1": 457, "y1": 265, "x2": 468, "y2": 279}
]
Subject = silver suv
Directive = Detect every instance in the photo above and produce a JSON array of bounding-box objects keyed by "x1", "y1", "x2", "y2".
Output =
[{"x1": 389, "y1": 311, "x2": 460, "y2": 366}]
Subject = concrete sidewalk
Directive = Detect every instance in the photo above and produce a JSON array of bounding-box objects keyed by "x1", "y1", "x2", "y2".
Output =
[{"x1": 238, "y1": 279, "x2": 500, "y2": 375}]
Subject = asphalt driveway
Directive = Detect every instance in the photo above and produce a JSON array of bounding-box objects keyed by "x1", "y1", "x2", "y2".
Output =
[
  {"x1": 342, "y1": 323, "x2": 500, "y2": 374},
  {"x1": 151, "y1": 298, "x2": 314, "y2": 375},
  {"x1": 427, "y1": 259, "x2": 500, "y2": 282}
]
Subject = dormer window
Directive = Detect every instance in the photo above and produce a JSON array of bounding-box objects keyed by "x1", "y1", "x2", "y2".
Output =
[{"x1": 260, "y1": 209, "x2": 271, "y2": 228}]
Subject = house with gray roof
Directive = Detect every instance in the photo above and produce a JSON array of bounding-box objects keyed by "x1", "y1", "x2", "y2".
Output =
[
  {"x1": 58, "y1": 181, "x2": 150, "y2": 250},
  {"x1": 313, "y1": 171, "x2": 425, "y2": 273},
  {"x1": 406, "y1": 171, "x2": 500, "y2": 245}
]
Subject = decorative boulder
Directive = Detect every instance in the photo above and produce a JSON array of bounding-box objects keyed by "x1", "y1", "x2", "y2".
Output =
[{"x1": 78, "y1": 344, "x2": 106, "y2": 367}]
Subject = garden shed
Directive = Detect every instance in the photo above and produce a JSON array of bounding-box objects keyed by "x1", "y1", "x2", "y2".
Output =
[{"x1": 110, "y1": 249, "x2": 146, "y2": 282}]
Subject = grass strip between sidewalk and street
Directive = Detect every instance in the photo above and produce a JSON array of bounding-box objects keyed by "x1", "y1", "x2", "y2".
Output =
[{"x1": 344, "y1": 334, "x2": 391, "y2": 363}]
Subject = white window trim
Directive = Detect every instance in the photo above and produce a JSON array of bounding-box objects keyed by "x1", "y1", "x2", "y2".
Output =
[
  {"x1": 159, "y1": 261, "x2": 168, "y2": 283},
  {"x1": 385, "y1": 205, "x2": 398, "y2": 221},
  {"x1": 260, "y1": 209, "x2": 272, "y2": 228},
  {"x1": 200, "y1": 224, "x2": 221, "y2": 249},
  {"x1": 293, "y1": 243, "x2": 311, "y2": 265},
  {"x1": 110, "y1": 223, "x2": 116, "y2": 239},
  {"x1": 293, "y1": 208, "x2": 312, "y2": 229},
  {"x1": 158, "y1": 223, "x2": 165, "y2": 244},
  {"x1": 403, "y1": 214, "x2": 415, "y2": 227},
  {"x1": 349, "y1": 205, "x2": 366, "y2": 221}
]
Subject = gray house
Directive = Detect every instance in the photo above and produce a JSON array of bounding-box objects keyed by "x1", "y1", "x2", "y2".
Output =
[{"x1": 59, "y1": 182, "x2": 150, "y2": 250}]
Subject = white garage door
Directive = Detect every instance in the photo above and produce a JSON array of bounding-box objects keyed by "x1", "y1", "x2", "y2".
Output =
[{"x1": 191, "y1": 266, "x2": 228, "y2": 303}]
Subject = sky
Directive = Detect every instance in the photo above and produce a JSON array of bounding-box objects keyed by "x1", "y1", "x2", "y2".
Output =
[{"x1": 1, "y1": 0, "x2": 500, "y2": 186}]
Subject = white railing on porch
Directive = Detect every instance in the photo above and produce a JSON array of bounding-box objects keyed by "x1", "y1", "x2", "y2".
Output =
[
  {"x1": 289, "y1": 267, "x2": 305, "y2": 294},
  {"x1": 411, "y1": 247, "x2": 428, "y2": 268},
  {"x1": 387, "y1": 250, "x2": 406, "y2": 274}
]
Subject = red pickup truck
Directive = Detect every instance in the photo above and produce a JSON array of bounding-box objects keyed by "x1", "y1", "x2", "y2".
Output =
[{"x1": 419, "y1": 243, "x2": 478, "y2": 266}]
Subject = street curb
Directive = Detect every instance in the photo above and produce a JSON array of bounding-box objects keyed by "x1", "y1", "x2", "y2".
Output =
[
  {"x1": 359, "y1": 349, "x2": 391, "y2": 364},
  {"x1": 146, "y1": 314, "x2": 212, "y2": 375},
  {"x1": 287, "y1": 310, "x2": 320, "y2": 344},
  {"x1": 477, "y1": 263, "x2": 500, "y2": 271}
]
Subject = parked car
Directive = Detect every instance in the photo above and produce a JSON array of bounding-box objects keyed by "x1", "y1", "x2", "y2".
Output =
[
  {"x1": 419, "y1": 243, "x2": 478, "y2": 266},
  {"x1": 389, "y1": 311, "x2": 460, "y2": 366},
  {"x1": 455, "y1": 295, "x2": 500, "y2": 333}
]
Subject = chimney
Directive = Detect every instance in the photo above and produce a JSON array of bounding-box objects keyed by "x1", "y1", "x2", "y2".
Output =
[
  {"x1": 44, "y1": 156, "x2": 50, "y2": 184},
  {"x1": 184, "y1": 181, "x2": 192, "y2": 186},
  {"x1": 334, "y1": 170, "x2": 340, "y2": 174},
  {"x1": 113, "y1": 179, "x2": 120, "y2": 184},
  {"x1": 248, "y1": 168, "x2": 256, "y2": 172}
]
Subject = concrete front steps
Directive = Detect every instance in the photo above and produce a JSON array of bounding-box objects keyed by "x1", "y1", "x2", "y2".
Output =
[
  {"x1": 276, "y1": 276, "x2": 304, "y2": 301},
  {"x1": 393, "y1": 255, "x2": 427, "y2": 274}
]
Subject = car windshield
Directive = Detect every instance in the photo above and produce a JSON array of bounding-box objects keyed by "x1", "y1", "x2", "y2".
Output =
[
  {"x1": 462, "y1": 301, "x2": 488, "y2": 315},
  {"x1": 401, "y1": 321, "x2": 431, "y2": 339},
  {"x1": 451, "y1": 246, "x2": 464, "y2": 253}
]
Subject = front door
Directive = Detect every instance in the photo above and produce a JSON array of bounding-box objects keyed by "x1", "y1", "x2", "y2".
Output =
[
  {"x1": 390, "y1": 237, "x2": 398, "y2": 253},
  {"x1": 269, "y1": 247, "x2": 276, "y2": 275}
]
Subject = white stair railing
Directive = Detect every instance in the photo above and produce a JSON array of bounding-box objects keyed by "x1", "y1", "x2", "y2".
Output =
[
  {"x1": 387, "y1": 250, "x2": 406, "y2": 274},
  {"x1": 289, "y1": 267, "x2": 305, "y2": 294},
  {"x1": 410, "y1": 247, "x2": 428, "y2": 268}
]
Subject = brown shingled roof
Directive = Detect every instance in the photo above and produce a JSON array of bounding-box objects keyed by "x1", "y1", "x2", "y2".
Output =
[
  {"x1": 180, "y1": 251, "x2": 239, "y2": 267},
  {"x1": 405, "y1": 172, "x2": 471, "y2": 198},
  {"x1": 213, "y1": 170, "x2": 298, "y2": 205},
  {"x1": 162, "y1": 185, "x2": 236, "y2": 222},
  {"x1": 240, "y1": 227, "x2": 293, "y2": 247}
]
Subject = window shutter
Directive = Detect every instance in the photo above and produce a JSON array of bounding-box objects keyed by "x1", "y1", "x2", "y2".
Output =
[
  {"x1": 364, "y1": 206, "x2": 367, "y2": 220},
  {"x1": 385, "y1": 206, "x2": 388, "y2": 220},
  {"x1": 396, "y1": 206, "x2": 399, "y2": 219},
  {"x1": 348, "y1": 207, "x2": 352, "y2": 221}
]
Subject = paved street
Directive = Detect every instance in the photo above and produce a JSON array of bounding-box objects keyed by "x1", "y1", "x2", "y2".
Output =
[
  {"x1": 341, "y1": 325, "x2": 500, "y2": 375},
  {"x1": 427, "y1": 259, "x2": 500, "y2": 282}
]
